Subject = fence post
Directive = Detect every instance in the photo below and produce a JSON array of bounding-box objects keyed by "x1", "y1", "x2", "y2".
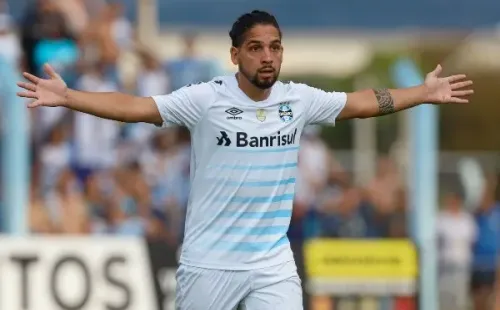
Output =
[
  {"x1": 391, "y1": 57, "x2": 438, "y2": 310},
  {"x1": 0, "y1": 58, "x2": 30, "y2": 235}
]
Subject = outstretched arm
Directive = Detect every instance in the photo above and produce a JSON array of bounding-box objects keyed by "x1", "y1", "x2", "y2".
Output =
[
  {"x1": 64, "y1": 90, "x2": 161, "y2": 125},
  {"x1": 337, "y1": 64, "x2": 474, "y2": 120},
  {"x1": 17, "y1": 64, "x2": 163, "y2": 125}
]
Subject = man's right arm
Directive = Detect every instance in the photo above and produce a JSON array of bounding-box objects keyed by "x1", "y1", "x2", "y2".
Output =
[
  {"x1": 18, "y1": 64, "x2": 215, "y2": 129},
  {"x1": 64, "y1": 90, "x2": 163, "y2": 126}
]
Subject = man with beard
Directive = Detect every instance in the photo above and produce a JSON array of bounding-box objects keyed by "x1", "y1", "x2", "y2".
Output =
[{"x1": 17, "y1": 10, "x2": 473, "y2": 310}]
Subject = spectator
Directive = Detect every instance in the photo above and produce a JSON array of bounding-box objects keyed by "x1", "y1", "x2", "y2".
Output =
[
  {"x1": 318, "y1": 185, "x2": 369, "y2": 238},
  {"x1": 471, "y1": 177, "x2": 500, "y2": 310},
  {"x1": 72, "y1": 60, "x2": 121, "y2": 181},
  {"x1": 53, "y1": 0, "x2": 89, "y2": 36},
  {"x1": 88, "y1": 166, "x2": 149, "y2": 236},
  {"x1": 84, "y1": 172, "x2": 109, "y2": 234},
  {"x1": 140, "y1": 130, "x2": 183, "y2": 208},
  {"x1": 148, "y1": 209, "x2": 177, "y2": 246},
  {"x1": 387, "y1": 188, "x2": 408, "y2": 238},
  {"x1": 78, "y1": 1, "x2": 131, "y2": 86},
  {"x1": 135, "y1": 46, "x2": 171, "y2": 98},
  {"x1": 121, "y1": 162, "x2": 152, "y2": 218},
  {"x1": 20, "y1": 0, "x2": 76, "y2": 75},
  {"x1": 108, "y1": 2, "x2": 133, "y2": 52},
  {"x1": 295, "y1": 126, "x2": 331, "y2": 212},
  {"x1": 364, "y1": 157, "x2": 403, "y2": 238},
  {"x1": 39, "y1": 121, "x2": 72, "y2": 195},
  {"x1": 44, "y1": 168, "x2": 89, "y2": 234},
  {"x1": 123, "y1": 45, "x2": 171, "y2": 147},
  {"x1": 166, "y1": 32, "x2": 223, "y2": 91},
  {"x1": 107, "y1": 165, "x2": 149, "y2": 236},
  {"x1": 29, "y1": 182, "x2": 54, "y2": 233},
  {"x1": 140, "y1": 129, "x2": 186, "y2": 240},
  {"x1": 21, "y1": 0, "x2": 78, "y2": 144},
  {"x1": 438, "y1": 187, "x2": 477, "y2": 310}
]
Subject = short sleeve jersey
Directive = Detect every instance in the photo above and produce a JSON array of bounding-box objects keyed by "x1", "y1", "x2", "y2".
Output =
[{"x1": 153, "y1": 75, "x2": 347, "y2": 270}]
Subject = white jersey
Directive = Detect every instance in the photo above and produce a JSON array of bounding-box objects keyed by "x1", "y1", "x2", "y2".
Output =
[{"x1": 152, "y1": 75, "x2": 347, "y2": 270}]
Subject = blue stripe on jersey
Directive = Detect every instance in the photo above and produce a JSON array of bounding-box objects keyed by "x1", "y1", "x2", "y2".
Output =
[
  {"x1": 228, "y1": 146, "x2": 299, "y2": 153},
  {"x1": 220, "y1": 209, "x2": 292, "y2": 219},
  {"x1": 220, "y1": 178, "x2": 296, "y2": 187},
  {"x1": 207, "y1": 162, "x2": 297, "y2": 170},
  {"x1": 219, "y1": 193, "x2": 294, "y2": 204},
  {"x1": 212, "y1": 235, "x2": 289, "y2": 252},
  {"x1": 219, "y1": 225, "x2": 289, "y2": 235}
]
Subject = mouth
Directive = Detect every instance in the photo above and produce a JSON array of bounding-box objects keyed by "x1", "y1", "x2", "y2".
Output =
[{"x1": 258, "y1": 68, "x2": 275, "y2": 78}]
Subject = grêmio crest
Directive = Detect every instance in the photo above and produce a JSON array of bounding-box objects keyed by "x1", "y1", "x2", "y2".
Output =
[{"x1": 278, "y1": 102, "x2": 293, "y2": 123}]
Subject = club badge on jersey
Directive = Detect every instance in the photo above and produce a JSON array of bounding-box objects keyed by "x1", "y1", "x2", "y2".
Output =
[{"x1": 278, "y1": 102, "x2": 293, "y2": 123}]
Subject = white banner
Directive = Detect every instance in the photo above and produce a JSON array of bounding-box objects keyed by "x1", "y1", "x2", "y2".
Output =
[{"x1": 0, "y1": 236, "x2": 158, "y2": 310}]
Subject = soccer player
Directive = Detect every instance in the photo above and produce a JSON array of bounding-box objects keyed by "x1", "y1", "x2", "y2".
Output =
[{"x1": 17, "y1": 10, "x2": 473, "y2": 310}]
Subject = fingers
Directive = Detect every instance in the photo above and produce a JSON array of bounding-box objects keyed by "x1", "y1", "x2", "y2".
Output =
[
  {"x1": 17, "y1": 82, "x2": 38, "y2": 100},
  {"x1": 427, "y1": 64, "x2": 443, "y2": 78},
  {"x1": 23, "y1": 72, "x2": 40, "y2": 84},
  {"x1": 451, "y1": 80, "x2": 473, "y2": 90},
  {"x1": 16, "y1": 91, "x2": 38, "y2": 99},
  {"x1": 448, "y1": 85, "x2": 474, "y2": 104},
  {"x1": 17, "y1": 93, "x2": 43, "y2": 108},
  {"x1": 452, "y1": 90, "x2": 474, "y2": 97},
  {"x1": 433, "y1": 64, "x2": 443, "y2": 76},
  {"x1": 43, "y1": 63, "x2": 60, "y2": 79},
  {"x1": 27, "y1": 100, "x2": 44, "y2": 108},
  {"x1": 449, "y1": 97, "x2": 469, "y2": 104},
  {"x1": 445, "y1": 74, "x2": 467, "y2": 83},
  {"x1": 17, "y1": 81, "x2": 36, "y2": 92}
]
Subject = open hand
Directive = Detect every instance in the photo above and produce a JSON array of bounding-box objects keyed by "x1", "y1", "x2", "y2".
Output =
[
  {"x1": 17, "y1": 64, "x2": 68, "y2": 108},
  {"x1": 424, "y1": 64, "x2": 474, "y2": 104}
]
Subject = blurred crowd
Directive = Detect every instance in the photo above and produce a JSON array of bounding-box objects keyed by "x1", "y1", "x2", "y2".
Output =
[
  {"x1": 0, "y1": 0, "x2": 221, "y2": 242},
  {"x1": 0, "y1": 1, "x2": 499, "y2": 310}
]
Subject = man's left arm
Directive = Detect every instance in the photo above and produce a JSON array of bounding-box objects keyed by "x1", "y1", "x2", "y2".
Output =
[{"x1": 337, "y1": 64, "x2": 474, "y2": 120}]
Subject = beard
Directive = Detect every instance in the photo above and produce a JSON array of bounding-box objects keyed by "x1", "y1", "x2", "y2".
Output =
[{"x1": 239, "y1": 64, "x2": 279, "y2": 90}]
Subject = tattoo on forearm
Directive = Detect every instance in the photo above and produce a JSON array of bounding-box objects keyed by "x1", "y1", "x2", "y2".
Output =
[{"x1": 374, "y1": 88, "x2": 395, "y2": 115}]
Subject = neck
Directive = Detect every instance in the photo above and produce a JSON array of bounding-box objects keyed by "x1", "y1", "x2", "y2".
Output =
[{"x1": 236, "y1": 72, "x2": 271, "y2": 102}]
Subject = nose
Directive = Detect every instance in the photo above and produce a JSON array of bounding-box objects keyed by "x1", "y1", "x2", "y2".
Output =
[{"x1": 261, "y1": 48, "x2": 273, "y2": 63}]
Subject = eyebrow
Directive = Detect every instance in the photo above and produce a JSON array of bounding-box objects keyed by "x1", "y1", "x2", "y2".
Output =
[{"x1": 246, "y1": 39, "x2": 282, "y2": 45}]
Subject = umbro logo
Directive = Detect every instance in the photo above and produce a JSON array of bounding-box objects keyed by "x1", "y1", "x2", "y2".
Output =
[
  {"x1": 216, "y1": 131, "x2": 231, "y2": 146},
  {"x1": 225, "y1": 107, "x2": 243, "y2": 120}
]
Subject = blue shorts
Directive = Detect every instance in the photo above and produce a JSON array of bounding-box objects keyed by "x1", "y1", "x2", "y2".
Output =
[{"x1": 175, "y1": 260, "x2": 303, "y2": 310}]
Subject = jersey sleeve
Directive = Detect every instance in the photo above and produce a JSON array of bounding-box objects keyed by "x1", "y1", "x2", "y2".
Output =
[
  {"x1": 151, "y1": 82, "x2": 214, "y2": 130},
  {"x1": 294, "y1": 83, "x2": 347, "y2": 126}
]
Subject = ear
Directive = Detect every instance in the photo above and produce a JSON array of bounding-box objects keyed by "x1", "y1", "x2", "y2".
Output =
[{"x1": 230, "y1": 46, "x2": 239, "y2": 65}]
